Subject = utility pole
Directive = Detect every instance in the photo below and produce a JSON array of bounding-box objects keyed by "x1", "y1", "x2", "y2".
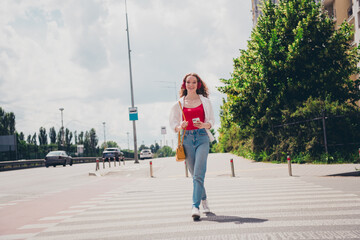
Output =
[
  {"x1": 322, "y1": 109, "x2": 328, "y2": 154},
  {"x1": 125, "y1": 0, "x2": 139, "y2": 163},
  {"x1": 127, "y1": 132, "x2": 130, "y2": 150},
  {"x1": 103, "y1": 122, "x2": 106, "y2": 149},
  {"x1": 59, "y1": 108, "x2": 64, "y2": 147}
]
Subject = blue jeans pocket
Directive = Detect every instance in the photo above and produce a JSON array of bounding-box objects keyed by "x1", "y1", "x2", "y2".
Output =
[{"x1": 198, "y1": 129, "x2": 207, "y2": 136}]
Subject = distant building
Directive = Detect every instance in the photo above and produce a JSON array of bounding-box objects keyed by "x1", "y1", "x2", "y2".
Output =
[
  {"x1": 323, "y1": 0, "x2": 359, "y2": 46},
  {"x1": 251, "y1": 0, "x2": 278, "y2": 26}
]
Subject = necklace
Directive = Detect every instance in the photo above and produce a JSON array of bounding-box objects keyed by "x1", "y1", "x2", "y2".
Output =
[{"x1": 185, "y1": 96, "x2": 201, "y2": 108}]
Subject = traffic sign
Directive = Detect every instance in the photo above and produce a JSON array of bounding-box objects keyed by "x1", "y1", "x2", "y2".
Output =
[
  {"x1": 129, "y1": 107, "x2": 138, "y2": 121},
  {"x1": 161, "y1": 126, "x2": 166, "y2": 135}
]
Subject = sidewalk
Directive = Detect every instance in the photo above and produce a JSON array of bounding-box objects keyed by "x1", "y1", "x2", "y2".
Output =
[{"x1": 149, "y1": 152, "x2": 360, "y2": 178}]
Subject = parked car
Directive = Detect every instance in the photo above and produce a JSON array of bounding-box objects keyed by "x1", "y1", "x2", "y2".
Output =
[
  {"x1": 44, "y1": 151, "x2": 73, "y2": 168},
  {"x1": 140, "y1": 149, "x2": 153, "y2": 160},
  {"x1": 103, "y1": 148, "x2": 124, "y2": 162}
]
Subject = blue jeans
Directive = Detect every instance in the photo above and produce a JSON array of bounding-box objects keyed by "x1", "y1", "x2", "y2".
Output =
[{"x1": 183, "y1": 128, "x2": 210, "y2": 209}]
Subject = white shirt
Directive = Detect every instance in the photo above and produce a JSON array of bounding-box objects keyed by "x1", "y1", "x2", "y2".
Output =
[{"x1": 169, "y1": 95, "x2": 215, "y2": 142}]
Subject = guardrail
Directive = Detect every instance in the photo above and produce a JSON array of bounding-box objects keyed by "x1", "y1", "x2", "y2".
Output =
[{"x1": 0, "y1": 157, "x2": 132, "y2": 172}]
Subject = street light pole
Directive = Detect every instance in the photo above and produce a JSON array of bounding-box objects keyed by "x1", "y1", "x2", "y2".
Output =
[
  {"x1": 127, "y1": 132, "x2": 130, "y2": 150},
  {"x1": 103, "y1": 122, "x2": 106, "y2": 149},
  {"x1": 59, "y1": 108, "x2": 64, "y2": 147},
  {"x1": 125, "y1": 0, "x2": 139, "y2": 163}
]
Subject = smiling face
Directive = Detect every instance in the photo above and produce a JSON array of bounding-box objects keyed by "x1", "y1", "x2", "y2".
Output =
[
  {"x1": 185, "y1": 75, "x2": 198, "y2": 94},
  {"x1": 179, "y1": 73, "x2": 208, "y2": 98}
]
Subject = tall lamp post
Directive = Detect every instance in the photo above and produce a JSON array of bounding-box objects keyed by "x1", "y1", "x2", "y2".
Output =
[
  {"x1": 59, "y1": 108, "x2": 64, "y2": 147},
  {"x1": 125, "y1": 0, "x2": 139, "y2": 163},
  {"x1": 103, "y1": 122, "x2": 106, "y2": 149},
  {"x1": 127, "y1": 132, "x2": 130, "y2": 150}
]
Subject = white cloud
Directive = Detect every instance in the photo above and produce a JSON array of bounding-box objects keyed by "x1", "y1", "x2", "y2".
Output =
[{"x1": 0, "y1": 0, "x2": 252, "y2": 149}]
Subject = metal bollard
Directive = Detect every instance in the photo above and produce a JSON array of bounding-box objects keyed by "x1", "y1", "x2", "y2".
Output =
[
  {"x1": 109, "y1": 158, "x2": 111, "y2": 168},
  {"x1": 185, "y1": 161, "x2": 189, "y2": 178},
  {"x1": 95, "y1": 158, "x2": 100, "y2": 171},
  {"x1": 150, "y1": 161, "x2": 153, "y2": 178},
  {"x1": 230, "y1": 159, "x2": 235, "y2": 177},
  {"x1": 114, "y1": 157, "x2": 116, "y2": 167},
  {"x1": 287, "y1": 155, "x2": 292, "y2": 176},
  {"x1": 102, "y1": 158, "x2": 105, "y2": 169}
]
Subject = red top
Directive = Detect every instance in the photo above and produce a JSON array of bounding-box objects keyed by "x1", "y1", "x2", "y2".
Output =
[{"x1": 183, "y1": 104, "x2": 205, "y2": 130}]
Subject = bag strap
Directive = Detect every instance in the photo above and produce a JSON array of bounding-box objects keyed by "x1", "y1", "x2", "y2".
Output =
[{"x1": 178, "y1": 101, "x2": 186, "y2": 145}]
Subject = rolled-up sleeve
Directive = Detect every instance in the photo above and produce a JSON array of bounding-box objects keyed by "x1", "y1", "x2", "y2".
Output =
[
  {"x1": 207, "y1": 99, "x2": 215, "y2": 129},
  {"x1": 200, "y1": 96, "x2": 215, "y2": 129},
  {"x1": 169, "y1": 102, "x2": 181, "y2": 133}
]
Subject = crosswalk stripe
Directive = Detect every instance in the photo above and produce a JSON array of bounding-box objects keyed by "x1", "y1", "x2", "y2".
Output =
[
  {"x1": 29, "y1": 219, "x2": 360, "y2": 240},
  {"x1": 24, "y1": 176, "x2": 360, "y2": 240}
]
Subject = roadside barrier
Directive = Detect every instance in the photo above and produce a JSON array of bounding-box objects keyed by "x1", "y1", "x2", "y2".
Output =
[
  {"x1": 0, "y1": 157, "x2": 133, "y2": 172},
  {"x1": 287, "y1": 155, "x2": 292, "y2": 176},
  {"x1": 184, "y1": 161, "x2": 189, "y2": 178},
  {"x1": 95, "y1": 157, "x2": 131, "y2": 172},
  {"x1": 230, "y1": 159, "x2": 235, "y2": 177},
  {"x1": 150, "y1": 161, "x2": 153, "y2": 178}
]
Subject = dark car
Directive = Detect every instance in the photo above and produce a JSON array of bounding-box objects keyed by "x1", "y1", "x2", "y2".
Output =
[
  {"x1": 44, "y1": 151, "x2": 73, "y2": 168},
  {"x1": 102, "y1": 148, "x2": 124, "y2": 162}
]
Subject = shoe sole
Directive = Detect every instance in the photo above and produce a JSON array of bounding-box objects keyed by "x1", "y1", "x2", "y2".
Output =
[{"x1": 192, "y1": 214, "x2": 200, "y2": 221}]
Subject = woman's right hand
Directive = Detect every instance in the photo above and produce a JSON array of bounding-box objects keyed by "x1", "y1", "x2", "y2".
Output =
[{"x1": 178, "y1": 121, "x2": 188, "y2": 131}]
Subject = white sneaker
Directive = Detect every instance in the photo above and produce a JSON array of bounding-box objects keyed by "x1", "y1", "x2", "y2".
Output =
[
  {"x1": 202, "y1": 199, "x2": 210, "y2": 213},
  {"x1": 191, "y1": 207, "x2": 200, "y2": 220}
]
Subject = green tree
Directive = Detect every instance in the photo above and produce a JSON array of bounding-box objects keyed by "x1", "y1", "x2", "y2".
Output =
[
  {"x1": 218, "y1": 0, "x2": 360, "y2": 161},
  {"x1": 65, "y1": 128, "x2": 73, "y2": 146},
  {"x1": 31, "y1": 133, "x2": 37, "y2": 145},
  {"x1": 49, "y1": 127, "x2": 56, "y2": 144},
  {"x1": 19, "y1": 132, "x2": 24, "y2": 141},
  {"x1": 139, "y1": 144, "x2": 149, "y2": 152},
  {"x1": 150, "y1": 143, "x2": 160, "y2": 154},
  {"x1": 157, "y1": 146, "x2": 175, "y2": 158},
  {"x1": 89, "y1": 128, "x2": 98, "y2": 151},
  {"x1": 84, "y1": 131, "x2": 90, "y2": 154},
  {"x1": 83, "y1": 129, "x2": 98, "y2": 156},
  {"x1": 38, "y1": 127, "x2": 48, "y2": 145},
  {"x1": 57, "y1": 127, "x2": 64, "y2": 146},
  {"x1": 74, "y1": 130, "x2": 78, "y2": 144},
  {"x1": 209, "y1": 129, "x2": 218, "y2": 153},
  {"x1": 100, "y1": 141, "x2": 119, "y2": 149},
  {"x1": 0, "y1": 107, "x2": 16, "y2": 135},
  {"x1": 27, "y1": 134, "x2": 31, "y2": 144},
  {"x1": 78, "y1": 131, "x2": 84, "y2": 144}
]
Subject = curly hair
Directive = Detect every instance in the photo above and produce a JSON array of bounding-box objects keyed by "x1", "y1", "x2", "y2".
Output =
[{"x1": 179, "y1": 73, "x2": 209, "y2": 98}]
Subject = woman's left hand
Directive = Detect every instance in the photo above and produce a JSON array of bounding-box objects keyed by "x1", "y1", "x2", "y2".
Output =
[{"x1": 194, "y1": 121, "x2": 207, "y2": 129}]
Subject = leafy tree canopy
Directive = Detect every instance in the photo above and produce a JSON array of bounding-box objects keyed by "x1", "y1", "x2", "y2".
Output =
[{"x1": 218, "y1": 0, "x2": 360, "y2": 161}]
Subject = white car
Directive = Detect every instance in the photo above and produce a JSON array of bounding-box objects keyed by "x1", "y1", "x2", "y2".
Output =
[{"x1": 140, "y1": 149, "x2": 153, "y2": 160}]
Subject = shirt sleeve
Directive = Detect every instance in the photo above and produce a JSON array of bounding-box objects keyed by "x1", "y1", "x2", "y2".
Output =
[
  {"x1": 169, "y1": 102, "x2": 181, "y2": 132},
  {"x1": 203, "y1": 97, "x2": 215, "y2": 129}
]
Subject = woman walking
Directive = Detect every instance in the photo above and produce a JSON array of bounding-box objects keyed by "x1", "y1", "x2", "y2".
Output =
[{"x1": 169, "y1": 73, "x2": 215, "y2": 221}]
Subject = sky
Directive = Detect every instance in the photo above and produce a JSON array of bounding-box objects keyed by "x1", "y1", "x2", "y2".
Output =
[{"x1": 0, "y1": 0, "x2": 253, "y2": 150}]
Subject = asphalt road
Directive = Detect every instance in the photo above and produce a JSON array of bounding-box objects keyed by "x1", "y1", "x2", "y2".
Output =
[{"x1": 0, "y1": 153, "x2": 359, "y2": 240}]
